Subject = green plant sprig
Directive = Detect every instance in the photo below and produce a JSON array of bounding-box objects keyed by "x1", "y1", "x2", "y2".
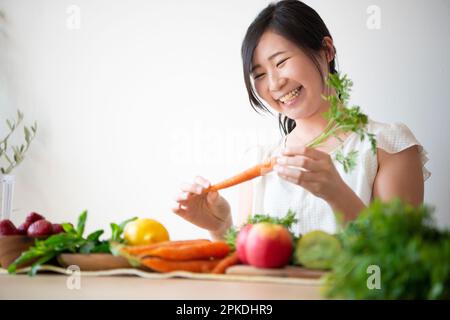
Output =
[
  {"x1": 0, "y1": 110, "x2": 38, "y2": 174},
  {"x1": 306, "y1": 73, "x2": 377, "y2": 173}
]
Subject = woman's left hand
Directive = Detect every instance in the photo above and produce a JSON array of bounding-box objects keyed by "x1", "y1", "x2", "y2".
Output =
[{"x1": 273, "y1": 146, "x2": 346, "y2": 203}]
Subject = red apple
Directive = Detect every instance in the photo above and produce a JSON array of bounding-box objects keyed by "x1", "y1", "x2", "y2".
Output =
[
  {"x1": 245, "y1": 222, "x2": 293, "y2": 268},
  {"x1": 27, "y1": 220, "x2": 53, "y2": 237},
  {"x1": 236, "y1": 224, "x2": 253, "y2": 264}
]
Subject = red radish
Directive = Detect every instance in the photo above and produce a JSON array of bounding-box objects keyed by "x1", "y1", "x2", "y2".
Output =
[
  {"x1": 51, "y1": 223, "x2": 64, "y2": 234},
  {"x1": 245, "y1": 222, "x2": 293, "y2": 268},
  {"x1": 25, "y1": 212, "x2": 45, "y2": 224},
  {"x1": 236, "y1": 224, "x2": 253, "y2": 264},
  {"x1": 0, "y1": 219, "x2": 20, "y2": 236},
  {"x1": 17, "y1": 221, "x2": 32, "y2": 235},
  {"x1": 27, "y1": 220, "x2": 53, "y2": 237}
]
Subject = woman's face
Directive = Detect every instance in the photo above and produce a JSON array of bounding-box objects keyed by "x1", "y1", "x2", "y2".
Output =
[{"x1": 251, "y1": 30, "x2": 330, "y2": 120}]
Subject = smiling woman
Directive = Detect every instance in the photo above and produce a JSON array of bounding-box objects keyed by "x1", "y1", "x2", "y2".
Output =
[
  {"x1": 242, "y1": 1, "x2": 337, "y2": 135},
  {"x1": 172, "y1": 0, "x2": 431, "y2": 238}
]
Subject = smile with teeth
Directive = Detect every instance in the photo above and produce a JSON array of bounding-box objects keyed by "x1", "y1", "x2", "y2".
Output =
[{"x1": 278, "y1": 86, "x2": 302, "y2": 104}]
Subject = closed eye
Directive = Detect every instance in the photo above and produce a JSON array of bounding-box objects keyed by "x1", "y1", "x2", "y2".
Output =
[
  {"x1": 276, "y1": 57, "x2": 289, "y2": 68},
  {"x1": 253, "y1": 57, "x2": 289, "y2": 79},
  {"x1": 253, "y1": 73, "x2": 265, "y2": 80}
]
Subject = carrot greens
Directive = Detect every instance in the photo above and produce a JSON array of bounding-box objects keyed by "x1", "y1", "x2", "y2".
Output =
[{"x1": 309, "y1": 73, "x2": 377, "y2": 173}]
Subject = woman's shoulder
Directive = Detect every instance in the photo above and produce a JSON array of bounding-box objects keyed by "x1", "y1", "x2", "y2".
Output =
[
  {"x1": 366, "y1": 118, "x2": 431, "y2": 181},
  {"x1": 366, "y1": 118, "x2": 421, "y2": 153},
  {"x1": 367, "y1": 118, "x2": 414, "y2": 134}
]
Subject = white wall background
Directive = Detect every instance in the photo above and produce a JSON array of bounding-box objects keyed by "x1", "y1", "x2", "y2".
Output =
[{"x1": 0, "y1": 0, "x2": 448, "y2": 239}]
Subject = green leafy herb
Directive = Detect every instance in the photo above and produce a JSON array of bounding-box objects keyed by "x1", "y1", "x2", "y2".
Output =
[
  {"x1": 110, "y1": 217, "x2": 138, "y2": 242},
  {"x1": 7, "y1": 211, "x2": 137, "y2": 276},
  {"x1": 323, "y1": 199, "x2": 450, "y2": 299},
  {"x1": 307, "y1": 73, "x2": 377, "y2": 173},
  {"x1": 8, "y1": 231, "x2": 86, "y2": 276},
  {"x1": 249, "y1": 209, "x2": 297, "y2": 228},
  {"x1": 76, "y1": 210, "x2": 87, "y2": 236},
  {"x1": 335, "y1": 149, "x2": 358, "y2": 174},
  {"x1": 224, "y1": 227, "x2": 239, "y2": 251}
]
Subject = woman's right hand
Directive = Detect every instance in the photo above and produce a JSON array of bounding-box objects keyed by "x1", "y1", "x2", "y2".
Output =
[{"x1": 171, "y1": 176, "x2": 231, "y2": 232}]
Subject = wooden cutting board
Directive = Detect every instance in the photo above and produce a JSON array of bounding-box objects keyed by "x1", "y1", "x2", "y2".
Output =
[
  {"x1": 225, "y1": 265, "x2": 327, "y2": 279},
  {"x1": 57, "y1": 253, "x2": 132, "y2": 271}
]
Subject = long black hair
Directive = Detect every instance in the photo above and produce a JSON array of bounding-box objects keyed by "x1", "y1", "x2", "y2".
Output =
[{"x1": 241, "y1": 0, "x2": 338, "y2": 135}]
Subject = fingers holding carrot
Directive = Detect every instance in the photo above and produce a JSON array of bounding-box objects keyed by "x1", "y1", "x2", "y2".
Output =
[
  {"x1": 176, "y1": 176, "x2": 219, "y2": 205},
  {"x1": 172, "y1": 156, "x2": 280, "y2": 233},
  {"x1": 180, "y1": 177, "x2": 208, "y2": 195},
  {"x1": 208, "y1": 156, "x2": 278, "y2": 192},
  {"x1": 274, "y1": 146, "x2": 346, "y2": 201},
  {"x1": 171, "y1": 176, "x2": 231, "y2": 232},
  {"x1": 194, "y1": 175, "x2": 211, "y2": 190}
]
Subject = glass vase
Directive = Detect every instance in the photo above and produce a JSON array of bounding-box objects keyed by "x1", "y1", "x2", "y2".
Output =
[{"x1": 1, "y1": 174, "x2": 15, "y2": 220}]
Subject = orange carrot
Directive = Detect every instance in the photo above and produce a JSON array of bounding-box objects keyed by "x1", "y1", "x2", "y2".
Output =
[
  {"x1": 211, "y1": 251, "x2": 240, "y2": 274},
  {"x1": 140, "y1": 257, "x2": 221, "y2": 273},
  {"x1": 139, "y1": 241, "x2": 230, "y2": 261},
  {"x1": 122, "y1": 239, "x2": 210, "y2": 256},
  {"x1": 208, "y1": 157, "x2": 277, "y2": 192}
]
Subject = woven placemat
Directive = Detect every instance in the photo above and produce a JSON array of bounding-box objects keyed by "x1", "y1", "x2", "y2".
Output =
[{"x1": 0, "y1": 265, "x2": 323, "y2": 286}]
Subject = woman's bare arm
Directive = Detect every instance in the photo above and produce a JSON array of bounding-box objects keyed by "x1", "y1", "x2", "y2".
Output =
[
  {"x1": 329, "y1": 145, "x2": 424, "y2": 223},
  {"x1": 373, "y1": 145, "x2": 424, "y2": 206}
]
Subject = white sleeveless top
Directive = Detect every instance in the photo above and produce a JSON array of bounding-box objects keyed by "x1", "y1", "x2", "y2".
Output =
[{"x1": 243, "y1": 119, "x2": 431, "y2": 235}]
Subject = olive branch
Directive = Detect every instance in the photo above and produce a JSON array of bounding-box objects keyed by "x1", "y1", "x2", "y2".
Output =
[{"x1": 0, "y1": 110, "x2": 38, "y2": 174}]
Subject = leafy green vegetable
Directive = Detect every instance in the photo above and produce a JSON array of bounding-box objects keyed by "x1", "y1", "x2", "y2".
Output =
[
  {"x1": 249, "y1": 209, "x2": 298, "y2": 228},
  {"x1": 110, "y1": 217, "x2": 138, "y2": 242},
  {"x1": 225, "y1": 209, "x2": 298, "y2": 251},
  {"x1": 323, "y1": 199, "x2": 450, "y2": 299},
  {"x1": 7, "y1": 211, "x2": 137, "y2": 276},
  {"x1": 334, "y1": 150, "x2": 358, "y2": 174},
  {"x1": 76, "y1": 210, "x2": 87, "y2": 236},
  {"x1": 308, "y1": 73, "x2": 377, "y2": 173},
  {"x1": 224, "y1": 228, "x2": 238, "y2": 251}
]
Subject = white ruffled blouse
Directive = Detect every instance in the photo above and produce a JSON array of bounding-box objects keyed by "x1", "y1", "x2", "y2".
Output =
[{"x1": 243, "y1": 119, "x2": 431, "y2": 235}]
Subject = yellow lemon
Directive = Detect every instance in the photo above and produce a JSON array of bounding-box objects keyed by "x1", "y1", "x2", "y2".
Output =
[{"x1": 124, "y1": 218, "x2": 170, "y2": 246}]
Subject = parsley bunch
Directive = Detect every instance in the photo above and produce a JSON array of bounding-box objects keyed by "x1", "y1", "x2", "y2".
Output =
[
  {"x1": 323, "y1": 199, "x2": 450, "y2": 299},
  {"x1": 307, "y1": 73, "x2": 377, "y2": 173}
]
